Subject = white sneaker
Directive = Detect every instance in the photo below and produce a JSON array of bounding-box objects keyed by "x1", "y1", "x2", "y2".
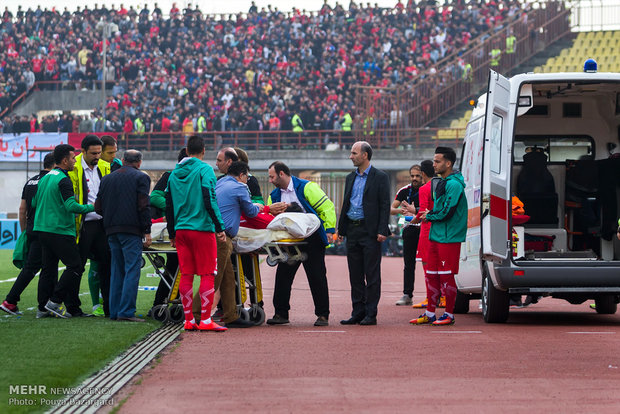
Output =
[{"x1": 395, "y1": 295, "x2": 413, "y2": 306}]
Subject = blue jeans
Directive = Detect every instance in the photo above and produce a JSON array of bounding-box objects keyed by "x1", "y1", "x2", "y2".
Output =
[{"x1": 108, "y1": 233, "x2": 142, "y2": 319}]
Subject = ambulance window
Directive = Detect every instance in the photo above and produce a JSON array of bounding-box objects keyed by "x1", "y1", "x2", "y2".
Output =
[
  {"x1": 489, "y1": 114, "x2": 502, "y2": 174},
  {"x1": 548, "y1": 137, "x2": 593, "y2": 162},
  {"x1": 514, "y1": 136, "x2": 593, "y2": 163}
]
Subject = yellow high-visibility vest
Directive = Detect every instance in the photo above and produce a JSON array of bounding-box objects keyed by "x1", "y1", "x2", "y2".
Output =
[
  {"x1": 292, "y1": 114, "x2": 303, "y2": 132},
  {"x1": 342, "y1": 113, "x2": 353, "y2": 131},
  {"x1": 506, "y1": 35, "x2": 516, "y2": 54},
  {"x1": 490, "y1": 48, "x2": 501, "y2": 66},
  {"x1": 363, "y1": 116, "x2": 375, "y2": 135},
  {"x1": 462, "y1": 63, "x2": 472, "y2": 82}
]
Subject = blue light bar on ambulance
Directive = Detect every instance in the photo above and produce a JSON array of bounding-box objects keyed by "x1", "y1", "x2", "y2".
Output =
[{"x1": 583, "y1": 59, "x2": 598, "y2": 73}]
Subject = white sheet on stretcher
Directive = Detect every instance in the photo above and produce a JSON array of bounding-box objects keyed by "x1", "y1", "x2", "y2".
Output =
[
  {"x1": 151, "y1": 222, "x2": 169, "y2": 242},
  {"x1": 233, "y1": 213, "x2": 321, "y2": 253},
  {"x1": 150, "y1": 213, "x2": 321, "y2": 253}
]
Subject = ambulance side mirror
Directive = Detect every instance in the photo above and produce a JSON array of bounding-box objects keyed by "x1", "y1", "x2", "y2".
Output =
[{"x1": 517, "y1": 84, "x2": 533, "y2": 117}]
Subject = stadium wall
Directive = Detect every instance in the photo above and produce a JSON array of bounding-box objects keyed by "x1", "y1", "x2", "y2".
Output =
[{"x1": 13, "y1": 91, "x2": 113, "y2": 117}]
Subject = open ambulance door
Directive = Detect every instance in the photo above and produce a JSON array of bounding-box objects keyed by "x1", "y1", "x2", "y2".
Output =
[{"x1": 481, "y1": 70, "x2": 512, "y2": 261}]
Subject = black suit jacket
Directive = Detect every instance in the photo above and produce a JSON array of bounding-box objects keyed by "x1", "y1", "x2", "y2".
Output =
[{"x1": 338, "y1": 165, "x2": 391, "y2": 237}]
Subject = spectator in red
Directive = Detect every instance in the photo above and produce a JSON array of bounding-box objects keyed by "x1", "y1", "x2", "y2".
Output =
[
  {"x1": 123, "y1": 116, "x2": 133, "y2": 135},
  {"x1": 30, "y1": 114, "x2": 39, "y2": 132}
]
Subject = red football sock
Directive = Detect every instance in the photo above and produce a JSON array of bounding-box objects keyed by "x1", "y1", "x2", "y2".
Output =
[
  {"x1": 179, "y1": 273, "x2": 195, "y2": 323},
  {"x1": 426, "y1": 271, "x2": 441, "y2": 313},
  {"x1": 440, "y1": 273, "x2": 458, "y2": 314},
  {"x1": 199, "y1": 274, "x2": 215, "y2": 323}
]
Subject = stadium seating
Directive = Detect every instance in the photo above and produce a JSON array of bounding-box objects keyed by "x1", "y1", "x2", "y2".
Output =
[{"x1": 536, "y1": 31, "x2": 620, "y2": 73}]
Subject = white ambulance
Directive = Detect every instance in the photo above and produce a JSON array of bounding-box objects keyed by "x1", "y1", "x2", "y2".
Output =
[{"x1": 455, "y1": 65, "x2": 620, "y2": 322}]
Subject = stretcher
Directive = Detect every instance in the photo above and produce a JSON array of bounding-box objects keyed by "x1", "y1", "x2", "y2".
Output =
[
  {"x1": 232, "y1": 225, "x2": 309, "y2": 267},
  {"x1": 142, "y1": 242, "x2": 184, "y2": 324},
  {"x1": 261, "y1": 239, "x2": 308, "y2": 267},
  {"x1": 231, "y1": 236, "x2": 309, "y2": 325},
  {"x1": 143, "y1": 220, "x2": 314, "y2": 325},
  {"x1": 231, "y1": 253, "x2": 265, "y2": 325}
]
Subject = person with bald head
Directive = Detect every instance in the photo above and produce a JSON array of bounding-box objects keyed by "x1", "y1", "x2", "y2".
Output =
[
  {"x1": 338, "y1": 141, "x2": 391, "y2": 326},
  {"x1": 215, "y1": 147, "x2": 238, "y2": 176},
  {"x1": 95, "y1": 149, "x2": 152, "y2": 322}
]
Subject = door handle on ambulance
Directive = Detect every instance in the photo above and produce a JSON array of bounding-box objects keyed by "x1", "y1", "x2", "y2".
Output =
[{"x1": 481, "y1": 195, "x2": 490, "y2": 219}]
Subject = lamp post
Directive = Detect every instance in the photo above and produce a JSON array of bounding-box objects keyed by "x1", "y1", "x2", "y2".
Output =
[
  {"x1": 101, "y1": 23, "x2": 112, "y2": 130},
  {"x1": 98, "y1": 19, "x2": 114, "y2": 131}
]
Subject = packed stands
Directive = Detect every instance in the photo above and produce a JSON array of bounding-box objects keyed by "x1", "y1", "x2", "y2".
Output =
[{"x1": 0, "y1": 0, "x2": 529, "y2": 139}]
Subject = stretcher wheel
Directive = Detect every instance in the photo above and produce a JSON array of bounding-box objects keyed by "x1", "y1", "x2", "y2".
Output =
[
  {"x1": 141, "y1": 256, "x2": 146, "y2": 268},
  {"x1": 265, "y1": 256, "x2": 278, "y2": 267},
  {"x1": 238, "y1": 307, "x2": 250, "y2": 322},
  {"x1": 299, "y1": 252, "x2": 308, "y2": 262},
  {"x1": 249, "y1": 306, "x2": 266, "y2": 326},
  {"x1": 151, "y1": 304, "x2": 169, "y2": 323},
  {"x1": 168, "y1": 304, "x2": 185, "y2": 323},
  {"x1": 152, "y1": 255, "x2": 165, "y2": 268},
  {"x1": 286, "y1": 258, "x2": 298, "y2": 266}
]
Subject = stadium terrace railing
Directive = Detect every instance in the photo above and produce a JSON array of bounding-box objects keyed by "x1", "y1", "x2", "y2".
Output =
[
  {"x1": 568, "y1": 0, "x2": 620, "y2": 32},
  {"x1": 102, "y1": 128, "x2": 466, "y2": 152},
  {"x1": 355, "y1": 0, "x2": 572, "y2": 130}
]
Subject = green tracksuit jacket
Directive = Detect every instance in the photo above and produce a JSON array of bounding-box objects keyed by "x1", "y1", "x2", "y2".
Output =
[
  {"x1": 32, "y1": 168, "x2": 95, "y2": 237},
  {"x1": 426, "y1": 172, "x2": 468, "y2": 244},
  {"x1": 165, "y1": 157, "x2": 224, "y2": 238}
]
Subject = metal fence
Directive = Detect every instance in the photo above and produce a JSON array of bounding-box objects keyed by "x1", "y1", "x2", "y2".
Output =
[
  {"x1": 117, "y1": 127, "x2": 465, "y2": 152},
  {"x1": 568, "y1": 0, "x2": 620, "y2": 31},
  {"x1": 251, "y1": 173, "x2": 349, "y2": 219}
]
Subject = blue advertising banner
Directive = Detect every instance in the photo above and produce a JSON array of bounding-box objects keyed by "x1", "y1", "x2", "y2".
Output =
[{"x1": 0, "y1": 220, "x2": 21, "y2": 250}]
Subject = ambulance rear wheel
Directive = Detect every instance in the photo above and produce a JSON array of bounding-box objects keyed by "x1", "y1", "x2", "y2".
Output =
[
  {"x1": 151, "y1": 304, "x2": 170, "y2": 323},
  {"x1": 168, "y1": 304, "x2": 185, "y2": 323},
  {"x1": 482, "y1": 266, "x2": 509, "y2": 323},
  {"x1": 249, "y1": 306, "x2": 266, "y2": 326}
]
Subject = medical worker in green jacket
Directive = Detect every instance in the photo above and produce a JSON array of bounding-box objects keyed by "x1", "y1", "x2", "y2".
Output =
[{"x1": 33, "y1": 144, "x2": 95, "y2": 318}]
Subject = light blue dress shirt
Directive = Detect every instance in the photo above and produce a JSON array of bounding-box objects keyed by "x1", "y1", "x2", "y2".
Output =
[{"x1": 347, "y1": 164, "x2": 371, "y2": 220}]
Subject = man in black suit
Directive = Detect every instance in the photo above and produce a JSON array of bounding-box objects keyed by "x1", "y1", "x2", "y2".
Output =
[{"x1": 338, "y1": 141, "x2": 391, "y2": 325}]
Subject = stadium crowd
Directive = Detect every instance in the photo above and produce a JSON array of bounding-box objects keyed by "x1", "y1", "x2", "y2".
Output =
[{"x1": 1, "y1": 0, "x2": 528, "y2": 136}]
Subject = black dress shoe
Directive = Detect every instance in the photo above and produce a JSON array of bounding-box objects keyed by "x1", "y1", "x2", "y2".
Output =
[
  {"x1": 266, "y1": 314, "x2": 290, "y2": 325},
  {"x1": 359, "y1": 316, "x2": 377, "y2": 325},
  {"x1": 340, "y1": 316, "x2": 364, "y2": 325},
  {"x1": 72, "y1": 311, "x2": 94, "y2": 318}
]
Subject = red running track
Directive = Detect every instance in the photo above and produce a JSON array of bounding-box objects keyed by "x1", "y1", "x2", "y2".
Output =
[{"x1": 116, "y1": 256, "x2": 620, "y2": 413}]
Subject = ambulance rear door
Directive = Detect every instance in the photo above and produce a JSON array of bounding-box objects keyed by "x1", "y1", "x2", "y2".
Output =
[{"x1": 481, "y1": 70, "x2": 512, "y2": 261}]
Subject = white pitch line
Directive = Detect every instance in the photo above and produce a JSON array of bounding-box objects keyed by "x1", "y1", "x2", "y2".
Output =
[
  {"x1": 432, "y1": 330, "x2": 482, "y2": 334},
  {"x1": 567, "y1": 331, "x2": 616, "y2": 334},
  {"x1": 297, "y1": 330, "x2": 346, "y2": 333},
  {"x1": 1, "y1": 265, "x2": 68, "y2": 283}
]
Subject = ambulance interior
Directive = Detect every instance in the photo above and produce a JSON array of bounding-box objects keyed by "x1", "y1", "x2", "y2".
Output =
[{"x1": 511, "y1": 81, "x2": 620, "y2": 262}]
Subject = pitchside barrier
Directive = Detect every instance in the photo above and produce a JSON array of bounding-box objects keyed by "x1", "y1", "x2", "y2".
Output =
[{"x1": 0, "y1": 219, "x2": 20, "y2": 250}]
